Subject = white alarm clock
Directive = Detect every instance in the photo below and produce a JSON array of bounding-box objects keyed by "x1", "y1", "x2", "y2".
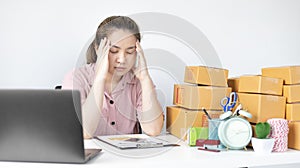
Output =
[{"x1": 218, "y1": 116, "x2": 252, "y2": 150}]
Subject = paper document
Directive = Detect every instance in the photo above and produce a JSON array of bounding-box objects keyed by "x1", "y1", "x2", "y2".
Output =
[{"x1": 96, "y1": 134, "x2": 179, "y2": 149}]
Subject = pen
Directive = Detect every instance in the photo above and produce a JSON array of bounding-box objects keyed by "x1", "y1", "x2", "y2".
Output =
[
  {"x1": 202, "y1": 107, "x2": 212, "y2": 120},
  {"x1": 198, "y1": 147, "x2": 220, "y2": 153}
]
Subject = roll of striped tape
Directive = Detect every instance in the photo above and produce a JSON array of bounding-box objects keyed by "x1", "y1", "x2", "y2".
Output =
[
  {"x1": 272, "y1": 135, "x2": 288, "y2": 152},
  {"x1": 267, "y1": 118, "x2": 289, "y2": 152},
  {"x1": 267, "y1": 118, "x2": 289, "y2": 137}
]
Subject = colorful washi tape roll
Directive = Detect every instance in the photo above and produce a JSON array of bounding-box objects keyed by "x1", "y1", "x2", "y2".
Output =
[{"x1": 267, "y1": 118, "x2": 289, "y2": 152}]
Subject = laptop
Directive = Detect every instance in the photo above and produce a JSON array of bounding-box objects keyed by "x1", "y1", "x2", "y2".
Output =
[{"x1": 0, "y1": 89, "x2": 101, "y2": 163}]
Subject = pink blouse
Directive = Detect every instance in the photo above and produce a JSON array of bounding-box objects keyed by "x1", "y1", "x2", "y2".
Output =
[{"x1": 62, "y1": 64, "x2": 142, "y2": 136}]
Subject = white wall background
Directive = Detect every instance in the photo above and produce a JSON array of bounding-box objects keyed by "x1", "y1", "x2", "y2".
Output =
[{"x1": 1, "y1": 0, "x2": 300, "y2": 116}]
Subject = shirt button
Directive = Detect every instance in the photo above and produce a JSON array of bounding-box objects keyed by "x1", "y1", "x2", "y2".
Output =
[
  {"x1": 109, "y1": 100, "x2": 114, "y2": 104},
  {"x1": 111, "y1": 121, "x2": 116, "y2": 125}
]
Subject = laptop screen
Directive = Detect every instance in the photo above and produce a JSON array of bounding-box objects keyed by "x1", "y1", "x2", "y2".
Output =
[{"x1": 0, "y1": 89, "x2": 87, "y2": 163}]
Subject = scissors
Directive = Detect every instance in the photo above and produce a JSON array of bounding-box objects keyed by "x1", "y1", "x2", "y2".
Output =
[{"x1": 220, "y1": 92, "x2": 237, "y2": 112}]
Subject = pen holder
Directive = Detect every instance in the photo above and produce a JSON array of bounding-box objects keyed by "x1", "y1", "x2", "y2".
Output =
[{"x1": 208, "y1": 119, "x2": 222, "y2": 140}]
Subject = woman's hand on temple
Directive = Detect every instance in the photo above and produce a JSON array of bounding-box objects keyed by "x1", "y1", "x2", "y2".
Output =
[
  {"x1": 133, "y1": 41, "x2": 150, "y2": 81},
  {"x1": 94, "y1": 37, "x2": 110, "y2": 80}
]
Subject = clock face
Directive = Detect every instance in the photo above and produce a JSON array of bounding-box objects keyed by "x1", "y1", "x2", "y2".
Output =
[{"x1": 218, "y1": 117, "x2": 252, "y2": 149}]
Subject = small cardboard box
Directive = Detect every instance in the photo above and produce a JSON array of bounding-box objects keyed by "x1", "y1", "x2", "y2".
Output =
[
  {"x1": 184, "y1": 66, "x2": 229, "y2": 87},
  {"x1": 228, "y1": 77, "x2": 240, "y2": 92},
  {"x1": 283, "y1": 85, "x2": 300, "y2": 103},
  {"x1": 173, "y1": 84, "x2": 232, "y2": 110},
  {"x1": 288, "y1": 121, "x2": 300, "y2": 150},
  {"x1": 237, "y1": 93, "x2": 286, "y2": 123},
  {"x1": 238, "y1": 75, "x2": 283, "y2": 96},
  {"x1": 166, "y1": 106, "x2": 222, "y2": 140},
  {"x1": 261, "y1": 66, "x2": 300, "y2": 84},
  {"x1": 286, "y1": 103, "x2": 300, "y2": 121}
]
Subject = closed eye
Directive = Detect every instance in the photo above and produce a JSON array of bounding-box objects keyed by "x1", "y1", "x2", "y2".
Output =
[
  {"x1": 126, "y1": 51, "x2": 135, "y2": 54},
  {"x1": 126, "y1": 48, "x2": 136, "y2": 54},
  {"x1": 110, "y1": 50, "x2": 118, "y2": 54}
]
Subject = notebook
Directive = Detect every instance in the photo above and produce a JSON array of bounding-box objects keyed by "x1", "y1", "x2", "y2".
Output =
[
  {"x1": 0, "y1": 89, "x2": 101, "y2": 163},
  {"x1": 96, "y1": 134, "x2": 179, "y2": 149}
]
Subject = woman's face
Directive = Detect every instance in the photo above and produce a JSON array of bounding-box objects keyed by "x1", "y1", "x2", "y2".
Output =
[{"x1": 107, "y1": 29, "x2": 137, "y2": 77}]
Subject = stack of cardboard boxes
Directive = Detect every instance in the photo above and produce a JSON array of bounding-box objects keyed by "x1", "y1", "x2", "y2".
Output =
[
  {"x1": 231, "y1": 75, "x2": 286, "y2": 140},
  {"x1": 261, "y1": 66, "x2": 300, "y2": 150},
  {"x1": 166, "y1": 66, "x2": 231, "y2": 141},
  {"x1": 228, "y1": 66, "x2": 300, "y2": 150},
  {"x1": 237, "y1": 75, "x2": 286, "y2": 124}
]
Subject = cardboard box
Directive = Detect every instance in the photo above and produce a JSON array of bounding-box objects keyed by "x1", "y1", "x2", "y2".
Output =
[
  {"x1": 262, "y1": 66, "x2": 300, "y2": 84},
  {"x1": 238, "y1": 75, "x2": 283, "y2": 96},
  {"x1": 228, "y1": 77, "x2": 239, "y2": 92},
  {"x1": 251, "y1": 124, "x2": 257, "y2": 138},
  {"x1": 283, "y1": 85, "x2": 300, "y2": 103},
  {"x1": 237, "y1": 93, "x2": 286, "y2": 123},
  {"x1": 286, "y1": 103, "x2": 300, "y2": 121},
  {"x1": 173, "y1": 84, "x2": 232, "y2": 110},
  {"x1": 166, "y1": 106, "x2": 222, "y2": 140},
  {"x1": 288, "y1": 121, "x2": 300, "y2": 150},
  {"x1": 184, "y1": 66, "x2": 229, "y2": 87}
]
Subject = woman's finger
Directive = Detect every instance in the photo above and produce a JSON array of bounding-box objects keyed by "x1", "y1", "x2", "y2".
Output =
[
  {"x1": 135, "y1": 41, "x2": 147, "y2": 65},
  {"x1": 99, "y1": 37, "x2": 107, "y2": 49},
  {"x1": 136, "y1": 41, "x2": 143, "y2": 53},
  {"x1": 103, "y1": 39, "x2": 110, "y2": 58}
]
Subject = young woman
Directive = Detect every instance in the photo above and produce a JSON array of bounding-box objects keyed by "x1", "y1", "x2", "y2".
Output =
[{"x1": 62, "y1": 16, "x2": 164, "y2": 138}]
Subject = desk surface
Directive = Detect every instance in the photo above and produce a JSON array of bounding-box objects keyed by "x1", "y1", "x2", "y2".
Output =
[{"x1": 1, "y1": 134, "x2": 300, "y2": 168}]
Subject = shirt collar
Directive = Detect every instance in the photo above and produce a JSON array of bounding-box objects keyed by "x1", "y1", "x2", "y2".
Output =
[{"x1": 113, "y1": 70, "x2": 137, "y2": 93}]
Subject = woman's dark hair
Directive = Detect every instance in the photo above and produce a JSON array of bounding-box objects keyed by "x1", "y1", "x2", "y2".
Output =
[{"x1": 86, "y1": 16, "x2": 141, "y2": 63}]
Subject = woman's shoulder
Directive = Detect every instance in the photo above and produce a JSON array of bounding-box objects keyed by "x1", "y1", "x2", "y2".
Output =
[
  {"x1": 61, "y1": 64, "x2": 95, "y2": 89},
  {"x1": 77, "y1": 63, "x2": 96, "y2": 72},
  {"x1": 73, "y1": 63, "x2": 96, "y2": 76},
  {"x1": 71, "y1": 63, "x2": 96, "y2": 85}
]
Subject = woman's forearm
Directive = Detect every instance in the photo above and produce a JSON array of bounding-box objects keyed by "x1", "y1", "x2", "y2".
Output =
[
  {"x1": 140, "y1": 76, "x2": 164, "y2": 136},
  {"x1": 82, "y1": 79, "x2": 105, "y2": 138}
]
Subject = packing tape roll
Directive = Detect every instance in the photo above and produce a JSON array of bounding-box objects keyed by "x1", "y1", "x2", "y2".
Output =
[{"x1": 267, "y1": 118, "x2": 289, "y2": 152}]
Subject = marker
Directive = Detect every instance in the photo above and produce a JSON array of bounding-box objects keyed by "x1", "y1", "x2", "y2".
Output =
[{"x1": 202, "y1": 107, "x2": 211, "y2": 120}]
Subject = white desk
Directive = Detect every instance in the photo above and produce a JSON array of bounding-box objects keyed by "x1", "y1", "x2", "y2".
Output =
[{"x1": 1, "y1": 134, "x2": 300, "y2": 168}]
